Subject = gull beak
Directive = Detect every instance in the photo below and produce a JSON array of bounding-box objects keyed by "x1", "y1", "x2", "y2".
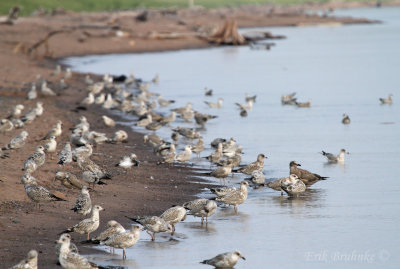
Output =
[
  {"x1": 297, "y1": 163, "x2": 301, "y2": 166},
  {"x1": 241, "y1": 256, "x2": 246, "y2": 260}
]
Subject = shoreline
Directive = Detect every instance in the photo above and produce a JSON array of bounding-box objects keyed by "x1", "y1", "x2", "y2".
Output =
[{"x1": 0, "y1": 3, "x2": 391, "y2": 268}]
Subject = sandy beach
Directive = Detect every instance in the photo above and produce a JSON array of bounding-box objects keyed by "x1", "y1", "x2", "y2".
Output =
[{"x1": 0, "y1": 3, "x2": 384, "y2": 267}]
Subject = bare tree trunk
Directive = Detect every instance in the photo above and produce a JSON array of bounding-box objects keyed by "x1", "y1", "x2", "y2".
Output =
[{"x1": 208, "y1": 20, "x2": 246, "y2": 45}]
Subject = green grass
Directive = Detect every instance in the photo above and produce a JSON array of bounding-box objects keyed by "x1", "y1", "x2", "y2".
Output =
[{"x1": 0, "y1": 0, "x2": 390, "y2": 16}]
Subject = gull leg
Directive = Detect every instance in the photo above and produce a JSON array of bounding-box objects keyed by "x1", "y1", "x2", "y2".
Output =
[{"x1": 123, "y1": 249, "x2": 126, "y2": 260}]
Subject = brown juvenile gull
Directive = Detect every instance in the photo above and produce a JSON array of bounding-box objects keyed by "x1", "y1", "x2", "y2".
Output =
[
  {"x1": 204, "y1": 143, "x2": 223, "y2": 164},
  {"x1": 289, "y1": 161, "x2": 328, "y2": 187},
  {"x1": 281, "y1": 92, "x2": 297, "y2": 105},
  {"x1": 160, "y1": 206, "x2": 187, "y2": 235},
  {"x1": 194, "y1": 112, "x2": 217, "y2": 126},
  {"x1": 214, "y1": 181, "x2": 249, "y2": 213},
  {"x1": 379, "y1": 94, "x2": 393, "y2": 104},
  {"x1": 101, "y1": 225, "x2": 142, "y2": 259},
  {"x1": 172, "y1": 102, "x2": 192, "y2": 114},
  {"x1": 145, "y1": 121, "x2": 166, "y2": 131},
  {"x1": 2, "y1": 130, "x2": 28, "y2": 150},
  {"x1": 57, "y1": 233, "x2": 99, "y2": 269},
  {"x1": 342, "y1": 113, "x2": 351, "y2": 124},
  {"x1": 10, "y1": 249, "x2": 38, "y2": 269},
  {"x1": 233, "y1": 153, "x2": 267, "y2": 175},
  {"x1": 321, "y1": 149, "x2": 348, "y2": 163},
  {"x1": 210, "y1": 186, "x2": 236, "y2": 198},
  {"x1": 125, "y1": 215, "x2": 173, "y2": 241},
  {"x1": 43, "y1": 120, "x2": 62, "y2": 140},
  {"x1": 116, "y1": 153, "x2": 140, "y2": 169},
  {"x1": 71, "y1": 186, "x2": 92, "y2": 216},
  {"x1": 92, "y1": 220, "x2": 126, "y2": 245},
  {"x1": 62, "y1": 205, "x2": 105, "y2": 240},
  {"x1": 21, "y1": 174, "x2": 66, "y2": 211},
  {"x1": 204, "y1": 87, "x2": 213, "y2": 96},
  {"x1": 58, "y1": 142, "x2": 73, "y2": 165},
  {"x1": 281, "y1": 174, "x2": 306, "y2": 197},
  {"x1": 143, "y1": 134, "x2": 163, "y2": 148},
  {"x1": 55, "y1": 171, "x2": 83, "y2": 189},
  {"x1": 295, "y1": 99, "x2": 311, "y2": 108},
  {"x1": 183, "y1": 199, "x2": 217, "y2": 225},
  {"x1": 200, "y1": 250, "x2": 245, "y2": 268},
  {"x1": 160, "y1": 111, "x2": 176, "y2": 125},
  {"x1": 204, "y1": 98, "x2": 223, "y2": 109},
  {"x1": 266, "y1": 177, "x2": 285, "y2": 195},
  {"x1": 209, "y1": 162, "x2": 233, "y2": 179},
  {"x1": 0, "y1": 119, "x2": 14, "y2": 133},
  {"x1": 72, "y1": 144, "x2": 93, "y2": 161},
  {"x1": 173, "y1": 126, "x2": 201, "y2": 139},
  {"x1": 175, "y1": 145, "x2": 192, "y2": 164},
  {"x1": 77, "y1": 157, "x2": 111, "y2": 180},
  {"x1": 23, "y1": 145, "x2": 46, "y2": 174},
  {"x1": 81, "y1": 171, "x2": 107, "y2": 189},
  {"x1": 211, "y1": 138, "x2": 226, "y2": 148},
  {"x1": 191, "y1": 137, "x2": 205, "y2": 157}
]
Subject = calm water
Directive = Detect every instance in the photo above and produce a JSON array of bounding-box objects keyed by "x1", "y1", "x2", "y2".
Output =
[{"x1": 64, "y1": 7, "x2": 400, "y2": 269}]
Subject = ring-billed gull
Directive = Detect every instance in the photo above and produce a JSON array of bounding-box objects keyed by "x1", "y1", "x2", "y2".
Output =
[
  {"x1": 2, "y1": 130, "x2": 28, "y2": 150},
  {"x1": 10, "y1": 249, "x2": 38, "y2": 269},
  {"x1": 289, "y1": 161, "x2": 328, "y2": 187},
  {"x1": 175, "y1": 145, "x2": 192, "y2": 164},
  {"x1": 58, "y1": 142, "x2": 72, "y2": 165},
  {"x1": 160, "y1": 206, "x2": 187, "y2": 235},
  {"x1": 71, "y1": 186, "x2": 92, "y2": 216},
  {"x1": 233, "y1": 153, "x2": 267, "y2": 175},
  {"x1": 200, "y1": 250, "x2": 245, "y2": 268},
  {"x1": 43, "y1": 120, "x2": 62, "y2": 140},
  {"x1": 321, "y1": 149, "x2": 348, "y2": 163},
  {"x1": 21, "y1": 174, "x2": 66, "y2": 211},
  {"x1": 93, "y1": 220, "x2": 126, "y2": 253},
  {"x1": 342, "y1": 113, "x2": 351, "y2": 124},
  {"x1": 125, "y1": 215, "x2": 173, "y2": 241},
  {"x1": 281, "y1": 174, "x2": 306, "y2": 197},
  {"x1": 183, "y1": 199, "x2": 217, "y2": 225},
  {"x1": 57, "y1": 233, "x2": 98, "y2": 269},
  {"x1": 40, "y1": 81, "x2": 56, "y2": 96},
  {"x1": 204, "y1": 98, "x2": 223, "y2": 109},
  {"x1": 379, "y1": 94, "x2": 393, "y2": 104},
  {"x1": 116, "y1": 153, "x2": 140, "y2": 169},
  {"x1": 102, "y1": 225, "x2": 142, "y2": 259},
  {"x1": 62, "y1": 205, "x2": 105, "y2": 240},
  {"x1": 7, "y1": 104, "x2": 24, "y2": 119},
  {"x1": 214, "y1": 181, "x2": 249, "y2": 213}
]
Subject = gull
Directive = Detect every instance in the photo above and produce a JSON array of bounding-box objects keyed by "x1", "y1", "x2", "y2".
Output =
[
  {"x1": 71, "y1": 186, "x2": 92, "y2": 216},
  {"x1": 88, "y1": 82, "x2": 104, "y2": 94},
  {"x1": 194, "y1": 112, "x2": 217, "y2": 126},
  {"x1": 136, "y1": 114, "x2": 152, "y2": 127},
  {"x1": 57, "y1": 233, "x2": 98, "y2": 269},
  {"x1": 21, "y1": 174, "x2": 66, "y2": 211},
  {"x1": 44, "y1": 136, "x2": 57, "y2": 154},
  {"x1": 152, "y1": 74, "x2": 160, "y2": 83},
  {"x1": 72, "y1": 116, "x2": 90, "y2": 133},
  {"x1": 23, "y1": 145, "x2": 46, "y2": 174},
  {"x1": 101, "y1": 225, "x2": 142, "y2": 259},
  {"x1": 214, "y1": 181, "x2": 249, "y2": 213},
  {"x1": 342, "y1": 113, "x2": 351, "y2": 124},
  {"x1": 233, "y1": 153, "x2": 267, "y2": 175},
  {"x1": 0, "y1": 119, "x2": 14, "y2": 133},
  {"x1": 145, "y1": 121, "x2": 165, "y2": 131},
  {"x1": 81, "y1": 171, "x2": 107, "y2": 189},
  {"x1": 92, "y1": 220, "x2": 126, "y2": 252},
  {"x1": 43, "y1": 120, "x2": 62, "y2": 140},
  {"x1": 55, "y1": 171, "x2": 84, "y2": 189},
  {"x1": 183, "y1": 199, "x2": 217, "y2": 225},
  {"x1": 321, "y1": 149, "x2": 348, "y2": 163},
  {"x1": 21, "y1": 108, "x2": 37, "y2": 123},
  {"x1": 52, "y1": 64, "x2": 61, "y2": 76},
  {"x1": 281, "y1": 92, "x2": 297, "y2": 105},
  {"x1": 34, "y1": 102, "x2": 44, "y2": 116},
  {"x1": 157, "y1": 144, "x2": 176, "y2": 165},
  {"x1": 248, "y1": 170, "x2": 266, "y2": 185},
  {"x1": 289, "y1": 161, "x2": 328, "y2": 187},
  {"x1": 27, "y1": 83, "x2": 37, "y2": 100},
  {"x1": 102, "y1": 93, "x2": 114, "y2": 109},
  {"x1": 7, "y1": 104, "x2": 24, "y2": 119},
  {"x1": 173, "y1": 126, "x2": 201, "y2": 139},
  {"x1": 245, "y1": 93, "x2": 257, "y2": 103},
  {"x1": 235, "y1": 100, "x2": 253, "y2": 110},
  {"x1": 204, "y1": 143, "x2": 223, "y2": 164},
  {"x1": 179, "y1": 110, "x2": 194, "y2": 122},
  {"x1": 210, "y1": 186, "x2": 236, "y2": 198},
  {"x1": 10, "y1": 249, "x2": 38, "y2": 269},
  {"x1": 87, "y1": 131, "x2": 108, "y2": 145},
  {"x1": 172, "y1": 102, "x2": 192, "y2": 114},
  {"x1": 0, "y1": 148, "x2": 9, "y2": 159},
  {"x1": 77, "y1": 157, "x2": 111, "y2": 180},
  {"x1": 143, "y1": 134, "x2": 163, "y2": 148},
  {"x1": 58, "y1": 142, "x2": 73, "y2": 165},
  {"x1": 175, "y1": 145, "x2": 192, "y2": 164},
  {"x1": 64, "y1": 68, "x2": 72, "y2": 79},
  {"x1": 266, "y1": 177, "x2": 285, "y2": 195},
  {"x1": 217, "y1": 152, "x2": 242, "y2": 169},
  {"x1": 160, "y1": 111, "x2": 176, "y2": 125},
  {"x1": 62, "y1": 205, "x2": 105, "y2": 240},
  {"x1": 2, "y1": 131, "x2": 28, "y2": 150},
  {"x1": 11, "y1": 118, "x2": 24, "y2": 129},
  {"x1": 157, "y1": 95, "x2": 175, "y2": 107},
  {"x1": 204, "y1": 98, "x2": 223, "y2": 109},
  {"x1": 296, "y1": 99, "x2": 311, "y2": 108},
  {"x1": 95, "y1": 93, "x2": 105, "y2": 105},
  {"x1": 72, "y1": 144, "x2": 93, "y2": 161},
  {"x1": 204, "y1": 87, "x2": 213, "y2": 96},
  {"x1": 209, "y1": 162, "x2": 233, "y2": 179},
  {"x1": 192, "y1": 137, "x2": 204, "y2": 157},
  {"x1": 59, "y1": 78, "x2": 68, "y2": 90},
  {"x1": 156, "y1": 141, "x2": 175, "y2": 157},
  {"x1": 125, "y1": 216, "x2": 173, "y2": 241},
  {"x1": 85, "y1": 74, "x2": 94, "y2": 85},
  {"x1": 160, "y1": 206, "x2": 187, "y2": 235},
  {"x1": 116, "y1": 153, "x2": 140, "y2": 169},
  {"x1": 102, "y1": 115, "x2": 115, "y2": 127},
  {"x1": 171, "y1": 131, "x2": 179, "y2": 142},
  {"x1": 201, "y1": 250, "x2": 245, "y2": 268},
  {"x1": 55, "y1": 236, "x2": 79, "y2": 257},
  {"x1": 379, "y1": 94, "x2": 393, "y2": 104},
  {"x1": 40, "y1": 81, "x2": 56, "y2": 96},
  {"x1": 281, "y1": 174, "x2": 306, "y2": 197},
  {"x1": 108, "y1": 130, "x2": 128, "y2": 143},
  {"x1": 80, "y1": 92, "x2": 94, "y2": 106}
]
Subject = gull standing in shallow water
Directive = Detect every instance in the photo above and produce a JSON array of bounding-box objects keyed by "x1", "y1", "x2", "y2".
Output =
[
  {"x1": 379, "y1": 94, "x2": 393, "y2": 104},
  {"x1": 289, "y1": 161, "x2": 328, "y2": 187},
  {"x1": 321, "y1": 149, "x2": 348, "y2": 163},
  {"x1": 280, "y1": 174, "x2": 306, "y2": 197},
  {"x1": 234, "y1": 153, "x2": 267, "y2": 175},
  {"x1": 214, "y1": 181, "x2": 249, "y2": 213},
  {"x1": 183, "y1": 199, "x2": 217, "y2": 225},
  {"x1": 93, "y1": 220, "x2": 126, "y2": 253},
  {"x1": 160, "y1": 206, "x2": 187, "y2": 235},
  {"x1": 125, "y1": 216, "x2": 173, "y2": 241},
  {"x1": 57, "y1": 233, "x2": 99, "y2": 269},
  {"x1": 10, "y1": 249, "x2": 38, "y2": 269},
  {"x1": 342, "y1": 113, "x2": 351, "y2": 124},
  {"x1": 101, "y1": 225, "x2": 142, "y2": 259},
  {"x1": 2, "y1": 130, "x2": 28, "y2": 150},
  {"x1": 200, "y1": 250, "x2": 246, "y2": 268},
  {"x1": 61, "y1": 205, "x2": 104, "y2": 240}
]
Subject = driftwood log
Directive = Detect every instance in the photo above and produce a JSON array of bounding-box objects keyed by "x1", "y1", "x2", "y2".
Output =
[{"x1": 208, "y1": 20, "x2": 246, "y2": 45}]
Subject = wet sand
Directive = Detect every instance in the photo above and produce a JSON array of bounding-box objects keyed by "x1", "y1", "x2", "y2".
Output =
[{"x1": 0, "y1": 3, "x2": 382, "y2": 268}]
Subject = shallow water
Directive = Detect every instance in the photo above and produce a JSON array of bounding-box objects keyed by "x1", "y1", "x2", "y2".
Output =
[{"x1": 64, "y1": 7, "x2": 400, "y2": 269}]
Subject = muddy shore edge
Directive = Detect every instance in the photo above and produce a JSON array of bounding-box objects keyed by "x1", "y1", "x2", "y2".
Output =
[{"x1": 0, "y1": 3, "x2": 388, "y2": 268}]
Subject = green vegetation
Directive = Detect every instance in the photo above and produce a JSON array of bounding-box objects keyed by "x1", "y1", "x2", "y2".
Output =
[{"x1": 0, "y1": 0, "x2": 389, "y2": 16}]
